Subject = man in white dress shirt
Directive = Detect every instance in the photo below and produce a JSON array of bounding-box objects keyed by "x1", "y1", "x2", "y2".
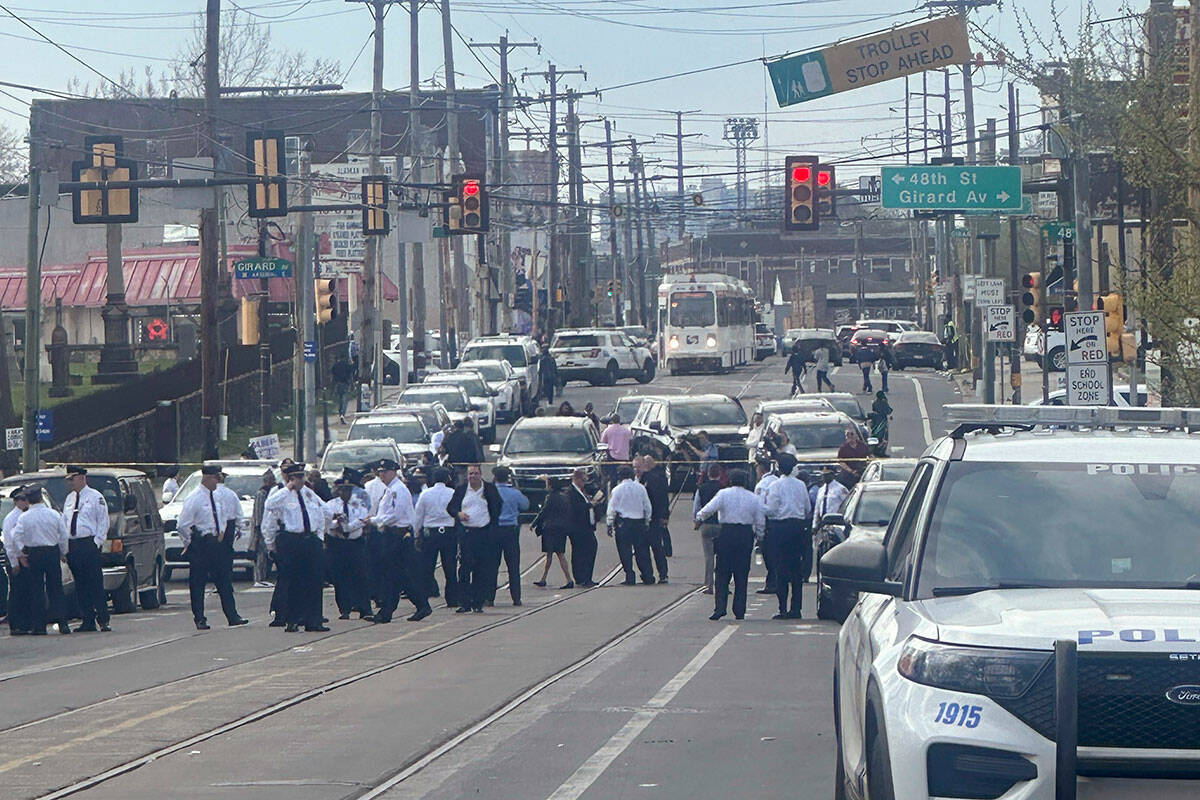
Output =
[
  {"x1": 606, "y1": 465, "x2": 654, "y2": 586},
  {"x1": 413, "y1": 467, "x2": 459, "y2": 606},
  {"x1": 176, "y1": 465, "x2": 249, "y2": 630},
  {"x1": 369, "y1": 458, "x2": 430, "y2": 622},
  {"x1": 62, "y1": 465, "x2": 112, "y2": 632},
  {"x1": 3, "y1": 487, "x2": 33, "y2": 635},
  {"x1": 324, "y1": 475, "x2": 373, "y2": 620},
  {"x1": 695, "y1": 469, "x2": 765, "y2": 621},
  {"x1": 754, "y1": 459, "x2": 780, "y2": 596},
  {"x1": 446, "y1": 464, "x2": 502, "y2": 613},
  {"x1": 812, "y1": 468, "x2": 849, "y2": 530},
  {"x1": 262, "y1": 463, "x2": 331, "y2": 632},
  {"x1": 11, "y1": 487, "x2": 71, "y2": 635},
  {"x1": 763, "y1": 455, "x2": 812, "y2": 619}
]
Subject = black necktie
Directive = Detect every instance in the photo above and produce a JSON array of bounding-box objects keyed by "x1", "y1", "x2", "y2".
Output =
[
  {"x1": 209, "y1": 491, "x2": 221, "y2": 534},
  {"x1": 296, "y1": 489, "x2": 312, "y2": 534},
  {"x1": 70, "y1": 492, "x2": 80, "y2": 537}
]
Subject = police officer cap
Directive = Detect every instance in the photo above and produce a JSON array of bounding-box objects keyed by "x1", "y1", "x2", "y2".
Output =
[
  {"x1": 376, "y1": 458, "x2": 401, "y2": 472},
  {"x1": 332, "y1": 476, "x2": 353, "y2": 487},
  {"x1": 10, "y1": 485, "x2": 27, "y2": 500},
  {"x1": 281, "y1": 463, "x2": 306, "y2": 478},
  {"x1": 340, "y1": 467, "x2": 364, "y2": 486},
  {"x1": 200, "y1": 465, "x2": 223, "y2": 476},
  {"x1": 66, "y1": 465, "x2": 87, "y2": 476}
]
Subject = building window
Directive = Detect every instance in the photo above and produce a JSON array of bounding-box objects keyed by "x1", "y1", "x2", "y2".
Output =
[{"x1": 871, "y1": 259, "x2": 893, "y2": 278}]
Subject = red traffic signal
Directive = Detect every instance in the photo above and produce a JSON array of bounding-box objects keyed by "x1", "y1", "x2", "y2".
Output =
[
  {"x1": 785, "y1": 155, "x2": 820, "y2": 232},
  {"x1": 793, "y1": 166, "x2": 812, "y2": 183},
  {"x1": 463, "y1": 180, "x2": 480, "y2": 197},
  {"x1": 817, "y1": 169, "x2": 832, "y2": 187}
]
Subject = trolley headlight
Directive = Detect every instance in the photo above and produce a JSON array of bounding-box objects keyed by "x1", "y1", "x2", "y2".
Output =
[
  {"x1": 706, "y1": 335, "x2": 717, "y2": 348},
  {"x1": 897, "y1": 637, "x2": 1051, "y2": 699},
  {"x1": 669, "y1": 336, "x2": 680, "y2": 350}
]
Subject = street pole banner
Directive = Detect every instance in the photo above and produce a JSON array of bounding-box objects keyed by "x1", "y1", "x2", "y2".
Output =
[{"x1": 767, "y1": 15, "x2": 969, "y2": 106}]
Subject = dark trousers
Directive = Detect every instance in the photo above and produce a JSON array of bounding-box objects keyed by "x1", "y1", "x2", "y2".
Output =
[
  {"x1": 487, "y1": 525, "x2": 521, "y2": 604},
  {"x1": 187, "y1": 535, "x2": 240, "y2": 624},
  {"x1": 762, "y1": 520, "x2": 779, "y2": 592},
  {"x1": 860, "y1": 364, "x2": 873, "y2": 393},
  {"x1": 365, "y1": 525, "x2": 385, "y2": 605},
  {"x1": 377, "y1": 528, "x2": 427, "y2": 619},
  {"x1": 541, "y1": 380, "x2": 555, "y2": 404},
  {"x1": 26, "y1": 546, "x2": 69, "y2": 633},
  {"x1": 879, "y1": 369, "x2": 889, "y2": 393},
  {"x1": 7, "y1": 565, "x2": 34, "y2": 633},
  {"x1": 420, "y1": 527, "x2": 460, "y2": 605},
  {"x1": 276, "y1": 532, "x2": 324, "y2": 627},
  {"x1": 326, "y1": 536, "x2": 371, "y2": 615},
  {"x1": 646, "y1": 521, "x2": 669, "y2": 579},
  {"x1": 568, "y1": 527, "x2": 598, "y2": 585},
  {"x1": 773, "y1": 518, "x2": 808, "y2": 615},
  {"x1": 800, "y1": 524, "x2": 815, "y2": 582},
  {"x1": 614, "y1": 518, "x2": 653, "y2": 582},
  {"x1": 714, "y1": 524, "x2": 754, "y2": 618},
  {"x1": 457, "y1": 526, "x2": 494, "y2": 609},
  {"x1": 66, "y1": 537, "x2": 108, "y2": 626},
  {"x1": 791, "y1": 374, "x2": 805, "y2": 394},
  {"x1": 816, "y1": 370, "x2": 835, "y2": 391}
]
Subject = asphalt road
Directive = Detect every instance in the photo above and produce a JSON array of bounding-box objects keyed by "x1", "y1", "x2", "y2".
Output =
[{"x1": 0, "y1": 356, "x2": 961, "y2": 800}]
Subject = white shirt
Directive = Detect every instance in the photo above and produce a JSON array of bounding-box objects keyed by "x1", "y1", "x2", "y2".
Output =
[
  {"x1": 325, "y1": 494, "x2": 371, "y2": 539},
  {"x1": 813, "y1": 480, "x2": 850, "y2": 524},
  {"x1": 754, "y1": 473, "x2": 778, "y2": 503},
  {"x1": 62, "y1": 485, "x2": 110, "y2": 546},
  {"x1": 364, "y1": 477, "x2": 387, "y2": 514},
  {"x1": 162, "y1": 477, "x2": 180, "y2": 503},
  {"x1": 2, "y1": 506, "x2": 23, "y2": 565},
  {"x1": 764, "y1": 475, "x2": 812, "y2": 520},
  {"x1": 574, "y1": 484, "x2": 596, "y2": 527},
  {"x1": 429, "y1": 429, "x2": 445, "y2": 456},
  {"x1": 414, "y1": 483, "x2": 456, "y2": 531},
  {"x1": 215, "y1": 484, "x2": 244, "y2": 524},
  {"x1": 607, "y1": 478, "x2": 652, "y2": 525},
  {"x1": 262, "y1": 485, "x2": 330, "y2": 548},
  {"x1": 12, "y1": 505, "x2": 69, "y2": 556},
  {"x1": 460, "y1": 484, "x2": 490, "y2": 528},
  {"x1": 813, "y1": 347, "x2": 830, "y2": 372},
  {"x1": 696, "y1": 486, "x2": 766, "y2": 538},
  {"x1": 373, "y1": 477, "x2": 415, "y2": 529},
  {"x1": 176, "y1": 485, "x2": 237, "y2": 547}
]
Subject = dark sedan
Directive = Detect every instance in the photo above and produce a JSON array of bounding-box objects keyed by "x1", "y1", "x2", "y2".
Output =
[
  {"x1": 814, "y1": 480, "x2": 905, "y2": 622},
  {"x1": 889, "y1": 331, "x2": 944, "y2": 369}
]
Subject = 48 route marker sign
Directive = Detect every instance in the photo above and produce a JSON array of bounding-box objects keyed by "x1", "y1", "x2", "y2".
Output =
[{"x1": 882, "y1": 165, "x2": 1023, "y2": 211}]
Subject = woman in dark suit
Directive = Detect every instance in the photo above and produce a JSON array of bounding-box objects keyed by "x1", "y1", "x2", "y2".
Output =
[{"x1": 532, "y1": 476, "x2": 573, "y2": 589}]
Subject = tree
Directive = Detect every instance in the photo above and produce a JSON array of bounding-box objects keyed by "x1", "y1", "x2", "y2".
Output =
[{"x1": 0, "y1": 124, "x2": 28, "y2": 183}]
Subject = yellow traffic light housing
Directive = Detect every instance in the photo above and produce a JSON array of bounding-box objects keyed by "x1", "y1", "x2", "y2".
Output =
[
  {"x1": 246, "y1": 131, "x2": 287, "y2": 218},
  {"x1": 1021, "y1": 271, "x2": 1044, "y2": 326},
  {"x1": 239, "y1": 296, "x2": 260, "y2": 346},
  {"x1": 71, "y1": 136, "x2": 138, "y2": 224},
  {"x1": 784, "y1": 155, "x2": 819, "y2": 232},
  {"x1": 1099, "y1": 292, "x2": 1125, "y2": 358},
  {"x1": 446, "y1": 174, "x2": 489, "y2": 234},
  {"x1": 315, "y1": 279, "x2": 337, "y2": 325},
  {"x1": 362, "y1": 175, "x2": 390, "y2": 236}
]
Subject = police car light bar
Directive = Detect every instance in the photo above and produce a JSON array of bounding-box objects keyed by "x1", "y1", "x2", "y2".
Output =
[{"x1": 944, "y1": 404, "x2": 1200, "y2": 429}]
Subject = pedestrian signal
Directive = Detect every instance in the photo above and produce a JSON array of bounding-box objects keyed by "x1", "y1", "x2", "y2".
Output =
[
  {"x1": 362, "y1": 175, "x2": 390, "y2": 236},
  {"x1": 72, "y1": 136, "x2": 139, "y2": 225},
  {"x1": 246, "y1": 131, "x2": 288, "y2": 218}
]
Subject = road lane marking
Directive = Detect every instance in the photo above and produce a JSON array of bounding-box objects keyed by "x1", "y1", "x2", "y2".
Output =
[
  {"x1": 909, "y1": 376, "x2": 933, "y2": 445},
  {"x1": 0, "y1": 635, "x2": 192, "y2": 684},
  {"x1": 544, "y1": 624, "x2": 737, "y2": 800}
]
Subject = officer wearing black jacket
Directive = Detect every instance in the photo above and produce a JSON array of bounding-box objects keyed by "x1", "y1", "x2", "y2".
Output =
[
  {"x1": 563, "y1": 467, "x2": 604, "y2": 587},
  {"x1": 442, "y1": 421, "x2": 485, "y2": 484},
  {"x1": 638, "y1": 455, "x2": 671, "y2": 582},
  {"x1": 446, "y1": 464, "x2": 502, "y2": 612}
]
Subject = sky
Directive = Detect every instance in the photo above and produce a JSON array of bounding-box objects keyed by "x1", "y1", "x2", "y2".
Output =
[{"x1": 0, "y1": 0, "x2": 1143, "y2": 209}]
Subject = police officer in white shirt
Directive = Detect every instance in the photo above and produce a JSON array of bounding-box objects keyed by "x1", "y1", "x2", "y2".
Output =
[
  {"x1": 369, "y1": 459, "x2": 430, "y2": 623},
  {"x1": 606, "y1": 465, "x2": 654, "y2": 586},
  {"x1": 177, "y1": 465, "x2": 249, "y2": 630},
  {"x1": 262, "y1": 463, "x2": 331, "y2": 632},
  {"x1": 213, "y1": 471, "x2": 244, "y2": 557},
  {"x1": 754, "y1": 459, "x2": 781, "y2": 596},
  {"x1": 812, "y1": 467, "x2": 849, "y2": 530},
  {"x1": 62, "y1": 466, "x2": 112, "y2": 632},
  {"x1": 413, "y1": 467, "x2": 460, "y2": 607},
  {"x1": 3, "y1": 487, "x2": 34, "y2": 635},
  {"x1": 695, "y1": 468, "x2": 766, "y2": 621},
  {"x1": 763, "y1": 454, "x2": 812, "y2": 619},
  {"x1": 362, "y1": 463, "x2": 389, "y2": 612},
  {"x1": 11, "y1": 487, "x2": 71, "y2": 635},
  {"x1": 325, "y1": 475, "x2": 373, "y2": 620}
]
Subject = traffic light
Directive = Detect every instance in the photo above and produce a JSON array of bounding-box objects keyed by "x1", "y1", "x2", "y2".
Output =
[
  {"x1": 361, "y1": 175, "x2": 390, "y2": 235},
  {"x1": 1020, "y1": 271, "x2": 1044, "y2": 326},
  {"x1": 239, "y1": 297, "x2": 260, "y2": 346},
  {"x1": 246, "y1": 131, "x2": 287, "y2": 218},
  {"x1": 817, "y1": 164, "x2": 836, "y2": 219},
  {"x1": 1098, "y1": 292, "x2": 1125, "y2": 357},
  {"x1": 514, "y1": 281, "x2": 532, "y2": 313},
  {"x1": 1048, "y1": 306, "x2": 1065, "y2": 331},
  {"x1": 606, "y1": 280, "x2": 615, "y2": 297},
  {"x1": 72, "y1": 136, "x2": 139, "y2": 225},
  {"x1": 315, "y1": 279, "x2": 337, "y2": 325},
  {"x1": 446, "y1": 174, "x2": 489, "y2": 234},
  {"x1": 784, "y1": 155, "x2": 820, "y2": 232}
]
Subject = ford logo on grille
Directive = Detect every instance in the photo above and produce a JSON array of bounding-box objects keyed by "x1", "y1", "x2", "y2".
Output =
[{"x1": 1165, "y1": 685, "x2": 1200, "y2": 705}]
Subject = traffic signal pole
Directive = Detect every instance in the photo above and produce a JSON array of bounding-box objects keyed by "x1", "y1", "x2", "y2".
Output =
[
  {"x1": 604, "y1": 120, "x2": 622, "y2": 325},
  {"x1": 199, "y1": 0, "x2": 221, "y2": 460},
  {"x1": 1008, "y1": 82, "x2": 1022, "y2": 404},
  {"x1": 299, "y1": 142, "x2": 317, "y2": 461}
]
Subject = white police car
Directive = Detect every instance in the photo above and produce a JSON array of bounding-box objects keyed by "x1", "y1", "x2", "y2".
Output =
[{"x1": 824, "y1": 405, "x2": 1200, "y2": 800}]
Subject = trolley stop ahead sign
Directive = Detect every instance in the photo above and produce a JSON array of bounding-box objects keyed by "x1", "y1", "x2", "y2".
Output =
[{"x1": 881, "y1": 165, "x2": 1023, "y2": 211}]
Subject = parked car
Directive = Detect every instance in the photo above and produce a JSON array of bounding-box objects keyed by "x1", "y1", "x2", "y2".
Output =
[
  {"x1": 454, "y1": 359, "x2": 523, "y2": 422},
  {"x1": 855, "y1": 318, "x2": 917, "y2": 334},
  {"x1": 835, "y1": 324, "x2": 858, "y2": 348},
  {"x1": 161, "y1": 461, "x2": 279, "y2": 582},
  {"x1": 320, "y1": 439, "x2": 404, "y2": 482},
  {"x1": 346, "y1": 411, "x2": 430, "y2": 466},
  {"x1": 783, "y1": 328, "x2": 843, "y2": 365},
  {"x1": 752, "y1": 411, "x2": 856, "y2": 474},
  {"x1": 813, "y1": 479, "x2": 905, "y2": 621},
  {"x1": 748, "y1": 397, "x2": 836, "y2": 449},
  {"x1": 848, "y1": 328, "x2": 891, "y2": 360},
  {"x1": 1, "y1": 468, "x2": 167, "y2": 612},
  {"x1": 421, "y1": 370, "x2": 497, "y2": 443},
  {"x1": 460, "y1": 335, "x2": 541, "y2": 411},
  {"x1": 1036, "y1": 325, "x2": 1068, "y2": 371},
  {"x1": 629, "y1": 394, "x2": 749, "y2": 489},
  {"x1": 550, "y1": 328, "x2": 655, "y2": 386},
  {"x1": 859, "y1": 457, "x2": 918, "y2": 483},
  {"x1": 374, "y1": 403, "x2": 452, "y2": 449},
  {"x1": 754, "y1": 323, "x2": 777, "y2": 360},
  {"x1": 889, "y1": 330, "x2": 944, "y2": 369},
  {"x1": 819, "y1": 392, "x2": 871, "y2": 439},
  {"x1": 611, "y1": 394, "x2": 663, "y2": 426},
  {"x1": 396, "y1": 384, "x2": 478, "y2": 433},
  {"x1": 491, "y1": 416, "x2": 604, "y2": 516}
]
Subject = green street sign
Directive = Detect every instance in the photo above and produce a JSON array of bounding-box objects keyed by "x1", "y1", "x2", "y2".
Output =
[
  {"x1": 960, "y1": 194, "x2": 1034, "y2": 217},
  {"x1": 881, "y1": 165, "x2": 1023, "y2": 211},
  {"x1": 233, "y1": 257, "x2": 293, "y2": 279},
  {"x1": 1041, "y1": 221, "x2": 1075, "y2": 244}
]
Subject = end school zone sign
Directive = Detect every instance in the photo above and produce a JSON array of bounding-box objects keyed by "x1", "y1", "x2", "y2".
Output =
[{"x1": 767, "y1": 14, "x2": 970, "y2": 106}]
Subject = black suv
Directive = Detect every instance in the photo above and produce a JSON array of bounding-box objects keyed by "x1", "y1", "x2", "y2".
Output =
[
  {"x1": 629, "y1": 394, "x2": 749, "y2": 488},
  {"x1": 0, "y1": 468, "x2": 167, "y2": 613}
]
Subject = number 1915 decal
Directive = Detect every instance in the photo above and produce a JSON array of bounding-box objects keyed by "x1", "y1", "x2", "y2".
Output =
[{"x1": 934, "y1": 702, "x2": 982, "y2": 728}]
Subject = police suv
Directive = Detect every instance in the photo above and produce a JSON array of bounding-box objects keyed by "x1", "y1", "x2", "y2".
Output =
[{"x1": 824, "y1": 405, "x2": 1200, "y2": 800}]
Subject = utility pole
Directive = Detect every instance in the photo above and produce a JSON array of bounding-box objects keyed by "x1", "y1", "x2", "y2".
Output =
[
  {"x1": 604, "y1": 119, "x2": 622, "y2": 325},
  {"x1": 640, "y1": 165, "x2": 657, "y2": 327},
  {"x1": 630, "y1": 143, "x2": 646, "y2": 326},
  {"x1": 439, "y1": 0, "x2": 470, "y2": 346},
  {"x1": 299, "y1": 141, "x2": 316, "y2": 460},
  {"x1": 622, "y1": 180, "x2": 635, "y2": 325},
  {"x1": 407, "y1": 0, "x2": 426, "y2": 374},
  {"x1": 469, "y1": 35, "x2": 540, "y2": 334},
  {"x1": 22, "y1": 165, "x2": 39, "y2": 471},
  {"x1": 199, "y1": 0, "x2": 221, "y2": 460},
  {"x1": 659, "y1": 111, "x2": 700, "y2": 240},
  {"x1": 1007, "y1": 82, "x2": 1022, "y2": 404}
]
